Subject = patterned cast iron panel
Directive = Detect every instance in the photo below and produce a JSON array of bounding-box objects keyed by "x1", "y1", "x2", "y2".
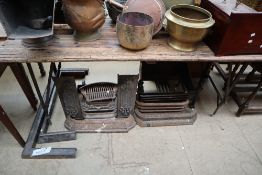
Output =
[
  {"x1": 55, "y1": 77, "x2": 83, "y2": 120},
  {"x1": 117, "y1": 74, "x2": 139, "y2": 118}
]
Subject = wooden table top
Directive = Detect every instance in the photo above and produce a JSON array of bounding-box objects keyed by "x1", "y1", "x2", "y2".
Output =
[{"x1": 0, "y1": 19, "x2": 261, "y2": 63}]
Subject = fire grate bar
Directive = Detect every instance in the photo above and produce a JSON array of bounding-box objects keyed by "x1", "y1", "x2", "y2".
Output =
[
  {"x1": 81, "y1": 100, "x2": 116, "y2": 113},
  {"x1": 80, "y1": 83, "x2": 117, "y2": 102}
]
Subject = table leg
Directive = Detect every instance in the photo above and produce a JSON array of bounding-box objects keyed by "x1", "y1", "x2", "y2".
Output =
[
  {"x1": 10, "y1": 63, "x2": 38, "y2": 111},
  {"x1": 26, "y1": 63, "x2": 48, "y2": 114},
  {"x1": 236, "y1": 76, "x2": 262, "y2": 116},
  {"x1": 0, "y1": 105, "x2": 25, "y2": 147},
  {"x1": 208, "y1": 74, "x2": 223, "y2": 116},
  {"x1": 228, "y1": 63, "x2": 249, "y2": 93},
  {"x1": 38, "y1": 63, "x2": 46, "y2": 77},
  {"x1": 191, "y1": 62, "x2": 212, "y2": 108},
  {"x1": 209, "y1": 63, "x2": 249, "y2": 116},
  {"x1": 209, "y1": 63, "x2": 233, "y2": 116},
  {"x1": 0, "y1": 64, "x2": 7, "y2": 77}
]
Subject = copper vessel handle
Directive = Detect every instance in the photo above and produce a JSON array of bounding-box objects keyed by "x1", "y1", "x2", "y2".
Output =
[
  {"x1": 107, "y1": 0, "x2": 128, "y2": 10},
  {"x1": 162, "y1": 19, "x2": 167, "y2": 31}
]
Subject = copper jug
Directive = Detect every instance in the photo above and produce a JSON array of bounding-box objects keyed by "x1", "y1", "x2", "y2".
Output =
[{"x1": 63, "y1": 0, "x2": 106, "y2": 41}]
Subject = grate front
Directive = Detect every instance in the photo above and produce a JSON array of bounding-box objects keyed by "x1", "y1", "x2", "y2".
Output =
[
  {"x1": 78, "y1": 83, "x2": 118, "y2": 119},
  {"x1": 79, "y1": 83, "x2": 117, "y2": 102}
]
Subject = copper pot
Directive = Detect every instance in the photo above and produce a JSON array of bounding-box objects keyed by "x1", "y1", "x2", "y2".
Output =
[{"x1": 63, "y1": 0, "x2": 106, "y2": 41}]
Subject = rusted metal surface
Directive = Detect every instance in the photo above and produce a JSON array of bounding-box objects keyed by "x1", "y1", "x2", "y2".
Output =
[
  {"x1": 134, "y1": 77, "x2": 197, "y2": 127},
  {"x1": 134, "y1": 108, "x2": 197, "y2": 127},
  {"x1": 138, "y1": 93, "x2": 190, "y2": 102},
  {"x1": 80, "y1": 99, "x2": 116, "y2": 113},
  {"x1": 64, "y1": 115, "x2": 136, "y2": 133},
  {"x1": 136, "y1": 100, "x2": 189, "y2": 113},
  {"x1": 136, "y1": 100, "x2": 189, "y2": 107}
]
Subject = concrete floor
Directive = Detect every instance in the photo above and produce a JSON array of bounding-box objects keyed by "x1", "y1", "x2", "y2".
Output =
[{"x1": 0, "y1": 62, "x2": 262, "y2": 175}]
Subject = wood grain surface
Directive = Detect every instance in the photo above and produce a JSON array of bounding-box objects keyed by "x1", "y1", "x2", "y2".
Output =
[{"x1": 0, "y1": 19, "x2": 261, "y2": 63}]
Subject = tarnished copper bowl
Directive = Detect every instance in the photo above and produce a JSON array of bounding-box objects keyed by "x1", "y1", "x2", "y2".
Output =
[
  {"x1": 165, "y1": 4, "x2": 215, "y2": 51},
  {"x1": 124, "y1": 0, "x2": 166, "y2": 35},
  {"x1": 108, "y1": 0, "x2": 166, "y2": 35},
  {"x1": 116, "y1": 12, "x2": 154, "y2": 50},
  {"x1": 63, "y1": 0, "x2": 105, "y2": 41}
]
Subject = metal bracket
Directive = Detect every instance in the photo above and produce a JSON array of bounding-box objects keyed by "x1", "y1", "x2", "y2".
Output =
[{"x1": 22, "y1": 63, "x2": 88, "y2": 159}]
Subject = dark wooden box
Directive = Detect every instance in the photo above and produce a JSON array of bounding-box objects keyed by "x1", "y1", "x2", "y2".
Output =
[{"x1": 201, "y1": 0, "x2": 262, "y2": 56}]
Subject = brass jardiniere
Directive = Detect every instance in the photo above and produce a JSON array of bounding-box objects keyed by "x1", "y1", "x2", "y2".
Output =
[{"x1": 165, "y1": 4, "x2": 215, "y2": 52}]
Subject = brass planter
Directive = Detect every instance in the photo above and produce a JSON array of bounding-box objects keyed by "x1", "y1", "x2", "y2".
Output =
[
  {"x1": 162, "y1": 0, "x2": 194, "y2": 10},
  {"x1": 63, "y1": 0, "x2": 105, "y2": 41},
  {"x1": 165, "y1": 4, "x2": 215, "y2": 51},
  {"x1": 116, "y1": 12, "x2": 154, "y2": 50}
]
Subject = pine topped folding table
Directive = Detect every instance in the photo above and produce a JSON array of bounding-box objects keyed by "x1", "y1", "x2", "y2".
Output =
[{"x1": 0, "y1": 19, "x2": 261, "y2": 159}]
